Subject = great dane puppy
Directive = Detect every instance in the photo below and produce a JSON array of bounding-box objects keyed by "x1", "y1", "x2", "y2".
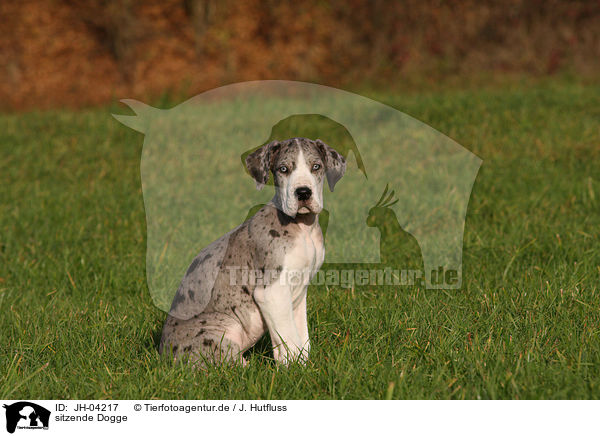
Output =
[{"x1": 159, "y1": 137, "x2": 346, "y2": 366}]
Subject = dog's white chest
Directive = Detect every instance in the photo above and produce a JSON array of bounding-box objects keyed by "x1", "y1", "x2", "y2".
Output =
[{"x1": 283, "y1": 224, "x2": 324, "y2": 305}]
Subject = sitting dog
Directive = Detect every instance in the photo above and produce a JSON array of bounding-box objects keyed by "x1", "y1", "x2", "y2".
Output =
[{"x1": 159, "y1": 137, "x2": 346, "y2": 366}]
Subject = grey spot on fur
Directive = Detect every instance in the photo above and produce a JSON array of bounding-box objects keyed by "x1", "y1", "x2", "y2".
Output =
[
  {"x1": 269, "y1": 229, "x2": 280, "y2": 238},
  {"x1": 186, "y1": 258, "x2": 201, "y2": 276},
  {"x1": 172, "y1": 292, "x2": 185, "y2": 308}
]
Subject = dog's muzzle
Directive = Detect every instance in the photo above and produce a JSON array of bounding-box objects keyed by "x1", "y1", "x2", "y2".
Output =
[{"x1": 295, "y1": 186, "x2": 312, "y2": 201}]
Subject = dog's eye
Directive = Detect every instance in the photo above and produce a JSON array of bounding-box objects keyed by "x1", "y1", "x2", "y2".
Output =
[
  {"x1": 312, "y1": 164, "x2": 321, "y2": 171},
  {"x1": 278, "y1": 165, "x2": 288, "y2": 173}
]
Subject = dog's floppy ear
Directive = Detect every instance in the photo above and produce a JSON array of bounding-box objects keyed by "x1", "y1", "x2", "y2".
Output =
[
  {"x1": 315, "y1": 139, "x2": 346, "y2": 192},
  {"x1": 245, "y1": 140, "x2": 281, "y2": 190}
]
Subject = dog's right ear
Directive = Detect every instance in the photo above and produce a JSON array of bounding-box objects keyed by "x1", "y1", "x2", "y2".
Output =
[
  {"x1": 315, "y1": 139, "x2": 346, "y2": 192},
  {"x1": 245, "y1": 140, "x2": 281, "y2": 190}
]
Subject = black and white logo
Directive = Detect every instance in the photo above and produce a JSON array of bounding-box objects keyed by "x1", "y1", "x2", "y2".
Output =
[{"x1": 3, "y1": 402, "x2": 50, "y2": 434}]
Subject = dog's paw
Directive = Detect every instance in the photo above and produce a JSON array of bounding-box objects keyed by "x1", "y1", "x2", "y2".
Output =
[{"x1": 274, "y1": 342, "x2": 309, "y2": 366}]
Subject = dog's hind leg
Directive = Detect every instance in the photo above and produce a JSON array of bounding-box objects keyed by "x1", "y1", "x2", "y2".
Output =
[{"x1": 159, "y1": 313, "x2": 246, "y2": 368}]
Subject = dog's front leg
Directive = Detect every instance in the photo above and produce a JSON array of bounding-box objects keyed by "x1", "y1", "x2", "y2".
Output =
[
  {"x1": 293, "y1": 290, "x2": 310, "y2": 356},
  {"x1": 254, "y1": 280, "x2": 306, "y2": 365}
]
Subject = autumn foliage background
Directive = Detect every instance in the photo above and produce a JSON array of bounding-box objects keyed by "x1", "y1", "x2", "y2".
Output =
[{"x1": 1, "y1": 0, "x2": 599, "y2": 109}]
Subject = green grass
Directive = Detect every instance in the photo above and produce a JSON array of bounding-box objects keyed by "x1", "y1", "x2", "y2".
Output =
[{"x1": 1, "y1": 78, "x2": 599, "y2": 399}]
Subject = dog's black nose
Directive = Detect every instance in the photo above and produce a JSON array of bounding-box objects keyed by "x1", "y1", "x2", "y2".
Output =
[{"x1": 295, "y1": 186, "x2": 312, "y2": 201}]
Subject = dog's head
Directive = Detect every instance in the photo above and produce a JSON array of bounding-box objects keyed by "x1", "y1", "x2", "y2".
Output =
[{"x1": 246, "y1": 137, "x2": 346, "y2": 217}]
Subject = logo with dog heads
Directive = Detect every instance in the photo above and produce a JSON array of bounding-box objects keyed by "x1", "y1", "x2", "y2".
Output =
[
  {"x1": 3, "y1": 402, "x2": 50, "y2": 433},
  {"x1": 114, "y1": 80, "x2": 481, "y2": 311}
]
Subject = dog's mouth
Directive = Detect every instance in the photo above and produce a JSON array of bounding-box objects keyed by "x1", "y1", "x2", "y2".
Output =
[
  {"x1": 296, "y1": 200, "x2": 321, "y2": 215},
  {"x1": 276, "y1": 188, "x2": 322, "y2": 217}
]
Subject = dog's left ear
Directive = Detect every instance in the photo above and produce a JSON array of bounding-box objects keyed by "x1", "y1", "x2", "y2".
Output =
[
  {"x1": 315, "y1": 139, "x2": 346, "y2": 192},
  {"x1": 245, "y1": 140, "x2": 281, "y2": 190}
]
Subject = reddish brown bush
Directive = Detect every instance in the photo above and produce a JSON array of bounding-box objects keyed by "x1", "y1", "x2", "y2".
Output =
[{"x1": 1, "y1": 0, "x2": 598, "y2": 109}]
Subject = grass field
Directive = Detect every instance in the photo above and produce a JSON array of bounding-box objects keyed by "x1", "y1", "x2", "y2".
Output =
[{"x1": 1, "y1": 78, "x2": 599, "y2": 399}]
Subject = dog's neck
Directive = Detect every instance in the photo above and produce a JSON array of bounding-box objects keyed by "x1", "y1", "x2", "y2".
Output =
[{"x1": 294, "y1": 211, "x2": 318, "y2": 227}]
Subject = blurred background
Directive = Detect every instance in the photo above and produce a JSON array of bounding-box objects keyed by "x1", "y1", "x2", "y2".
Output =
[{"x1": 1, "y1": 0, "x2": 599, "y2": 109}]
